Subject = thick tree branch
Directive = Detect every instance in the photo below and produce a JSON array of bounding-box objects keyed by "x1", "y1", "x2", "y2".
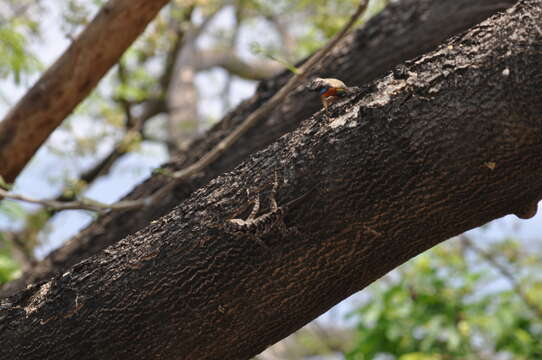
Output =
[
  {"x1": 1, "y1": 1, "x2": 541, "y2": 358},
  {"x1": 0, "y1": 0, "x2": 518, "y2": 297},
  {"x1": 0, "y1": 0, "x2": 172, "y2": 184}
]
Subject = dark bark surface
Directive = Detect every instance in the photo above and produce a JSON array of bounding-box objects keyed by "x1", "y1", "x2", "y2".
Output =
[
  {"x1": 1, "y1": 1, "x2": 541, "y2": 358},
  {"x1": 0, "y1": 0, "x2": 517, "y2": 298}
]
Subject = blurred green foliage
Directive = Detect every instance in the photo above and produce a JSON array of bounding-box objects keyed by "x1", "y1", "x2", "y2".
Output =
[
  {"x1": 347, "y1": 239, "x2": 542, "y2": 360},
  {"x1": 0, "y1": 25, "x2": 40, "y2": 83},
  {"x1": 0, "y1": 231, "x2": 21, "y2": 284},
  {"x1": 0, "y1": 201, "x2": 24, "y2": 284},
  {"x1": 0, "y1": 1, "x2": 43, "y2": 97}
]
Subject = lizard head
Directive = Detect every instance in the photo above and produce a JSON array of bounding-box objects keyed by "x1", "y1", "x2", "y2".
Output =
[{"x1": 307, "y1": 77, "x2": 347, "y2": 93}]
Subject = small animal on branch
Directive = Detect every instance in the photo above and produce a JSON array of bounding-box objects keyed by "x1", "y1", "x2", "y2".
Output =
[
  {"x1": 224, "y1": 172, "x2": 313, "y2": 246},
  {"x1": 307, "y1": 77, "x2": 360, "y2": 112}
]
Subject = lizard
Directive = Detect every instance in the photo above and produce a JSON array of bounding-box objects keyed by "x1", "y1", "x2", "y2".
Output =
[
  {"x1": 224, "y1": 173, "x2": 314, "y2": 243},
  {"x1": 306, "y1": 77, "x2": 360, "y2": 112}
]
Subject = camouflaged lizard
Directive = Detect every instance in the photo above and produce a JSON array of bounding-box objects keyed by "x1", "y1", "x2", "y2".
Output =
[{"x1": 224, "y1": 174, "x2": 313, "y2": 241}]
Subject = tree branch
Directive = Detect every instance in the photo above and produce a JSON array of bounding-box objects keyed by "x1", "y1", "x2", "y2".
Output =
[
  {"x1": 0, "y1": 0, "x2": 519, "y2": 298},
  {"x1": 139, "y1": 0, "x2": 370, "y2": 208},
  {"x1": 0, "y1": 188, "x2": 125, "y2": 213},
  {"x1": 1, "y1": 1, "x2": 541, "y2": 358},
  {"x1": 0, "y1": 0, "x2": 172, "y2": 184},
  {"x1": 0, "y1": 0, "x2": 368, "y2": 214}
]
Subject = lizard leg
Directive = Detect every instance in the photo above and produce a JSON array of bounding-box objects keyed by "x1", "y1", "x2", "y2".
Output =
[
  {"x1": 323, "y1": 97, "x2": 331, "y2": 118},
  {"x1": 270, "y1": 171, "x2": 279, "y2": 212},
  {"x1": 247, "y1": 192, "x2": 260, "y2": 221},
  {"x1": 228, "y1": 190, "x2": 253, "y2": 219}
]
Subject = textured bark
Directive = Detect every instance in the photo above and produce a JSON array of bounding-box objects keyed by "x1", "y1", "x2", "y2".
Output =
[
  {"x1": 1, "y1": 1, "x2": 541, "y2": 358},
  {"x1": 0, "y1": 0, "x2": 171, "y2": 183},
  {"x1": 0, "y1": 0, "x2": 518, "y2": 296}
]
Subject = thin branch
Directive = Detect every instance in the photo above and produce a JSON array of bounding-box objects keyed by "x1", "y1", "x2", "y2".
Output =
[
  {"x1": 170, "y1": 0, "x2": 368, "y2": 172},
  {"x1": 0, "y1": 0, "x2": 171, "y2": 183},
  {"x1": 146, "y1": 0, "x2": 370, "y2": 205},
  {"x1": 0, "y1": 84, "x2": 167, "y2": 257},
  {"x1": 461, "y1": 235, "x2": 542, "y2": 319},
  {"x1": 0, "y1": 188, "x2": 124, "y2": 213},
  {"x1": 76, "y1": 8, "x2": 188, "y2": 186},
  {"x1": 0, "y1": 0, "x2": 368, "y2": 214},
  {"x1": 115, "y1": 59, "x2": 135, "y2": 126}
]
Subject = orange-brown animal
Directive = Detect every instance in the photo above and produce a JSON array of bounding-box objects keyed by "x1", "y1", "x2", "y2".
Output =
[{"x1": 307, "y1": 77, "x2": 359, "y2": 111}]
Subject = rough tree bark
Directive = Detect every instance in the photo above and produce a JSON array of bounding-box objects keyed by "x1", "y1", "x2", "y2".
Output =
[
  {"x1": 1, "y1": 1, "x2": 541, "y2": 358},
  {"x1": 0, "y1": 0, "x2": 517, "y2": 297},
  {"x1": 0, "y1": 0, "x2": 172, "y2": 184}
]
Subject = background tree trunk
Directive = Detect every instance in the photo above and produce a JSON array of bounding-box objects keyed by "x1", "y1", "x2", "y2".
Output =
[
  {"x1": 1, "y1": 1, "x2": 541, "y2": 358},
  {"x1": 0, "y1": 0, "x2": 517, "y2": 298}
]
